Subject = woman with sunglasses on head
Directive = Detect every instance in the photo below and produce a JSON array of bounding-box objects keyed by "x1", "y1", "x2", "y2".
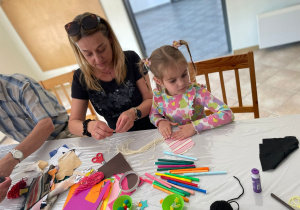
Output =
[{"x1": 65, "y1": 12, "x2": 155, "y2": 140}]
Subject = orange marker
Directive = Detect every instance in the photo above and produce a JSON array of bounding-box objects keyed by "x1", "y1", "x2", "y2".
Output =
[{"x1": 153, "y1": 184, "x2": 189, "y2": 202}]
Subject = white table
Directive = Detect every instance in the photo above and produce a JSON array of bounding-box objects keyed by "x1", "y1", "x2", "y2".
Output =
[{"x1": 1, "y1": 114, "x2": 300, "y2": 210}]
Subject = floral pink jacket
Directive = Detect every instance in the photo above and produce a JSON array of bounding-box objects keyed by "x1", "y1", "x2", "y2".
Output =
[{"x1": 149, "y1": 83, "x2": 235, "y2": 133}]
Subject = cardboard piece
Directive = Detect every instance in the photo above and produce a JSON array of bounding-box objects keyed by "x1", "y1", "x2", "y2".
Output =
[{"x1": 97, "y1": 153, "x2": 136, "y2": 188}]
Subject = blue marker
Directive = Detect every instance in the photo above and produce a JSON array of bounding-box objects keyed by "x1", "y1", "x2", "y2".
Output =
[
  {"x1": 183, "y1": 171, "x2": 227, "y2": 176},
  {"x1": 167, "y1": 180, "x2": 207, "y2": 194},
  {"x1": 163, "y1": 151, "x2": 197, "y2": 161}
]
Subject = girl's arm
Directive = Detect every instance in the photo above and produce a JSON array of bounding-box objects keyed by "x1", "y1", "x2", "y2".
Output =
[{"x1": 192, "y1": 87, "x2": 235, "y2": 133}]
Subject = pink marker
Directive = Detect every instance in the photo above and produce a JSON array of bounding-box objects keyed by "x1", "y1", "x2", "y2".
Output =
[
  {"x1": 145, "y1": 173, "x2": 172, "y2": 188},
  {"x1": 157, "y1": 164, "x2": 196, "y2": 168}
]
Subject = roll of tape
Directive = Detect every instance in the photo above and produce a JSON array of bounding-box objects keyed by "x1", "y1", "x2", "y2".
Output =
[{"x1": 119, "y1": 170, "x2": 140, "y2": 193}]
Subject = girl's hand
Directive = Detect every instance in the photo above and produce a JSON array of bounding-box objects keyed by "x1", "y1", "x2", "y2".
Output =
[
  {"x1": 88, "y1": 120, "x2": 114, "y2": 140},
  {"x1": 115, "y1": 109, "x2": 135, "y2": 133},
  {"x1": 171, "y1": 124, "x2": 197, "y2": 140},
  {"x1": 158, "y1": 121, "x2": 178, "y2": 139}
]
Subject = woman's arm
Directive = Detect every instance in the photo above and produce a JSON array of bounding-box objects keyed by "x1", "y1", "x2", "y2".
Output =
[
  {"x1": 115, "y1": 74, "x2": 153, "y2": 133},
  {"x1": 69, "y1": 99, "x2": 113, "y2": 139}
]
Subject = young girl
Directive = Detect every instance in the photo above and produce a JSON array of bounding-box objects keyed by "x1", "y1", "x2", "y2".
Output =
[{"x1": 139, "y1": 40, "x2": 234, "y2": 140}]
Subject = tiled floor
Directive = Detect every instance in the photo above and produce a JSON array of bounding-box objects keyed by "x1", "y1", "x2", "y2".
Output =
[{"x1": 195, "y1": 41, "x2": 300, "y2": 121}]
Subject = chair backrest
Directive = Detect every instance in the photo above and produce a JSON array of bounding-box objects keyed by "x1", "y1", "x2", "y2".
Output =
[
  {"x1": 39, "y1": 71, "x2": 98, "y2": 120},
  {"x1": 189, "y1": 51, "x2": 259, "y2": 118}
]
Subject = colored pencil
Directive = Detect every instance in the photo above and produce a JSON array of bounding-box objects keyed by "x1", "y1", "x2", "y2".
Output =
[
  {"x1": 155, "y1": 161, "x2": 194, "y2": 165},
  {"x1": 168, "y1": 180, "x2": 207, "y2": 194},
  {"x1": 169, "y1": 170, "x2": 209, "y2": 174},
  {"x1": 152, "y1": 184, "x2": 190, "y2": 202},
  {"x1": 161, "y1": 176, "x2": 199, "y2": 187},
  {"x1": 169, "y1": 167, "x2": 210, "y2": 172},
  {"x1": 157, "y1": 164, "x2": 195, "y2": 168},
  {"x1": 155, "y1": 173, "x2": 192, "y2": 182},
  {"x1": 157, "y1": 166, "x2": 195, "y2": 171},
  {"x1": 145, "y1": 173, "x2": 172, "y2": 188},
  {"x1": 157, "y1": 159, "x2": 194, "y2": 164},
  {"x1": 183, "y1": 171, "x2": 227, "y2": 176},
  {"x1": 164, "y1": 173, "x2": 200, "y2": 182},
  {"x1": 163, "y1": 151, "x2": 197, "y2": 160}
]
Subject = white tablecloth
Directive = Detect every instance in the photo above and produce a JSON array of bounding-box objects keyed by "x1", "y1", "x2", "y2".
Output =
[{"x1": 1, "y1": 114, "x2": 300, "y2": 210}]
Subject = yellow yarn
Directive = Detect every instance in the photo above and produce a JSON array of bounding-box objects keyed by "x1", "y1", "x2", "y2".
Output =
[{"x1": 289, "y1": 196, "x2": 300, "y2": 209}]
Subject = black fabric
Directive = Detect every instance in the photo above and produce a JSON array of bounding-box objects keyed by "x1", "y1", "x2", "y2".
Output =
[
  {"x1": 71, "y1": 51, "x2": 155, "y2": 131},
  {"x1": 259, "y1": 136, "x2": 299, "y2": 171}
]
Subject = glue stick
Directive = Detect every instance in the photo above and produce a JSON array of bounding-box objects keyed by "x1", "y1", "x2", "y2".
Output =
[{"x1": 251, "y1": 168, "x2": 262, "y2": 193}]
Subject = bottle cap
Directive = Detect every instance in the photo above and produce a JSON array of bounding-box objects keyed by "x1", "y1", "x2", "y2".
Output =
[{"x1": 251, "y1": 168, "x2": 259, "y2": 174}]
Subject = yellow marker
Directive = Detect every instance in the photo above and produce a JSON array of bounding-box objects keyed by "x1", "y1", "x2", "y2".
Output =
[{"x1": 155, "y1": 173, "x2": 192, "y2": 182}]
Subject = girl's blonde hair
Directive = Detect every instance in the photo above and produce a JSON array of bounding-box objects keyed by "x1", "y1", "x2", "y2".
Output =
[
  {"x1": 139, "y1": 40, "x2": 196, "y2": 91},
  {"x1": 67, "y1": 12, "x2": 126, "y2": 91}
]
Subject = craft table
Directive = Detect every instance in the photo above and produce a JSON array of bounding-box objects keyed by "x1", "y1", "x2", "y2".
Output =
[{"x1": 1, "y1": 114, "x2": 300, "y2": 210}]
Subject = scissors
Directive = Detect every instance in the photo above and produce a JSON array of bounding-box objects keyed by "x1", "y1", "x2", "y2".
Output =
[{"x1": 92, "y1": 153, "x2": 106, "y2": 164}]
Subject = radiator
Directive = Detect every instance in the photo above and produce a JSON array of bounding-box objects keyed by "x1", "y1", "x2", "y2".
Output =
[{"x1": 257, "y1": 4, "x2": 300, "y2": 49}]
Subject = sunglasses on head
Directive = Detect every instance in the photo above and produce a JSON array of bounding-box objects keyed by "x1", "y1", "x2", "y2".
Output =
[{"x1": 65, "y1": 14, "x2": 101, "y2": 36}]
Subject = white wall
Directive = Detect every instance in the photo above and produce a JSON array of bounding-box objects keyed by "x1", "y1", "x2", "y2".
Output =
[
  {"x1": 0, "y1": 7, "x2": 78, "y2": 81},
  {"x1": 225, "y1": 0, "x2": 300, "y2": 51},
  {"x1": 129, "y1": 0, "x2": 170, "y2": 13},
  {"x1": 100, "y1": 0, "x2": 141, "y2": 56}
]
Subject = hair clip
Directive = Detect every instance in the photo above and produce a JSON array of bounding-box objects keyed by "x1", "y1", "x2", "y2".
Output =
[
  {"x1": 172, "y1": 40, "x2": 181, "y2": 49},
  {"x1": 142, "y1": 58, "x2": 151, "y2": 72}
]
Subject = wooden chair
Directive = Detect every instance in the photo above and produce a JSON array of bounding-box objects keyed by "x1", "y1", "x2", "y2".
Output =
[
  {"x1": 189, "y1": 51, "x2": 259, "y2": 118},
  {"x1": 39, "y1": 71, "x2": 98, "y2": 120}
]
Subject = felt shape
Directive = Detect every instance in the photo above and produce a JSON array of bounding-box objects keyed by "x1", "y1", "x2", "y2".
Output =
[
  {"x1": 24, "y1": 160, "x2": 49, "y2": 173},
  {"x1": 63, "y1": 183, "x2": 80, "y2": 209},
  {"x1": 64, "y1": 180, "x2": 111, "y2": 210},
  {"x1": 85, "y1": 180, "x2": 105, "y2": 203},
  {"x1": 259, "y1": 136, "x2": 299, "y2": 171},
  {"x1": 49, "y1": 144, "x2": 69, "y2": 157},
  {"x1": 48, "y1": 147, "x2": 81, "y2": 166},
  {"x1": 56, "y1": 150, "x2": 82, "y2": 181},
  {"x1": 164, "y1": 137, "x2": 195, "y2": 154},
  {"x1": 98, "y1": 153, "x2": 136, "y2": 188}
]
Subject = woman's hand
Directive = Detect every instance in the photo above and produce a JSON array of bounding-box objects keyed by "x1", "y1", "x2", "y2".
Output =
[
  {"x1": 115, "y1": 109, "x2": 135, "y2": 133},
  {"x1": 88, "y1": 120, "x2": 114, "y2": 140},
  {"x1": 158, "y1": 120, "x2": 178, "y2": 139},
  {"x1": 171, "y1": 124, "x2": 197, "y2": 140},
  {"x1": 0, "y1": 177, "x2": 11, "y2": 203}
]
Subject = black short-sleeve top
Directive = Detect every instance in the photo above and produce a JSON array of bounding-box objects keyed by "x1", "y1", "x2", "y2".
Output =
[{"x1": 71, "y1": 50, "x2": 155, "y2": 131}]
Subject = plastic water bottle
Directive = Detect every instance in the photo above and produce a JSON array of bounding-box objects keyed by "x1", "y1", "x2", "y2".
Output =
[{"x1": 251, "y1": 168, "x2": 262, "y2": 193}]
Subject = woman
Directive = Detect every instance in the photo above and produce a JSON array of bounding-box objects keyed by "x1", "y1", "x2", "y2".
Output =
[{"x1": 65, "y1": 12, "x2": 155, "y2": 140}]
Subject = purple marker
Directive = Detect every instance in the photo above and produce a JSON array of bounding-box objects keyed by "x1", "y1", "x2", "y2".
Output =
[{"x1": 251, "y1": 168, "x2": 262, "y2": 193}]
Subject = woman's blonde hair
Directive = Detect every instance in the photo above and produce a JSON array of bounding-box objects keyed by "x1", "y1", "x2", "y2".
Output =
[
  {"x1": 139, "y1": 40, "x2": 196, "y2": 91},
  {"x1": 67, "y1": 12, "x2": 126, "y2": 91}
]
